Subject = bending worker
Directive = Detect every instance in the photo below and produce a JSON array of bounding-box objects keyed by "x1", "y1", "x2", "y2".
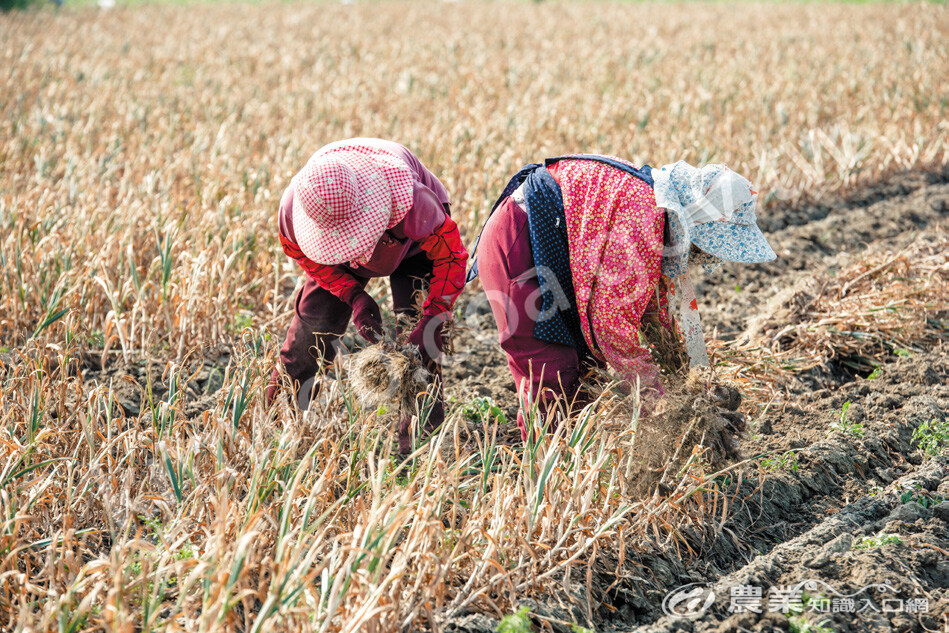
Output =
[
  {"x1": 468, "y1": 155, "x2": 776, "y2": 440},
  {"x1": 270, "y1": 138, "x2": 468, "y2": 452}
]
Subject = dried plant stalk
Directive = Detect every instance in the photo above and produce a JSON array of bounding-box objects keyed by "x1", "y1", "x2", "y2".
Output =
[{"x1": 348, "y1": 341, "x2": 430, "y2": 414}]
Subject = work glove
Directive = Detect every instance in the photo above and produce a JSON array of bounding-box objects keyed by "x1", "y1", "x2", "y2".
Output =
[
  {"x1": 349, "y1": 290, "x2": 383, "y2": 343},
  {"x1": 408, "y1": 313, "x2": 446, "y2": 367}
]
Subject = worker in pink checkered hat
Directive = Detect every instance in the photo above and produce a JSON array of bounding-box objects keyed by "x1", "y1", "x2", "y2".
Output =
[{"x1": 270, "y1": 138, "x2": 468, "y2": 453}]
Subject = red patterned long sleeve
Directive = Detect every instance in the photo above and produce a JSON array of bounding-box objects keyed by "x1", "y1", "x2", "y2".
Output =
[
  {"x1": 278, "y1": 233, "x2": 363, "y2": 305},
  {"x1": 416, "y1": 216, "x2": 468, "y2": 316}
]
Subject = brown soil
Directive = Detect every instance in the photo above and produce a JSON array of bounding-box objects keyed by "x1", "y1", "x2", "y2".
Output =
[{"x1": 75, "y1": 349, "x2": 231, "y2": 421}]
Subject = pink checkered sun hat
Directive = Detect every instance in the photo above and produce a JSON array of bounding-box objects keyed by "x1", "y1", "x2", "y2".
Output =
[{"x1": 291, "y1": 148, "x2": 414, "y2": 266}]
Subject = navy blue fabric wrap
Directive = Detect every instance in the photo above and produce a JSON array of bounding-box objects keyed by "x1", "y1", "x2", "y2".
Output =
[{"x1": 521, "y1": 167, "x2": 591, "y2": 357}]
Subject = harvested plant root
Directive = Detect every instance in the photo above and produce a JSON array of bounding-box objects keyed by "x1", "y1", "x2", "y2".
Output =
[
  {"x1": 349, "y1": 341, "x2": 431, "y2": 415},
  {"x1": 628, "y1": 371, "x2": 747, "y2": 496}
]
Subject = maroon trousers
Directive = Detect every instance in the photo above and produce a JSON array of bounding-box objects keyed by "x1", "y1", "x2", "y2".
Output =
[
  {"x1": 275, "y1": 252, "x2": 444, "y2": 453},
  {"x1": 477, "y1": 197, "x2": 600, "y2": 440}
]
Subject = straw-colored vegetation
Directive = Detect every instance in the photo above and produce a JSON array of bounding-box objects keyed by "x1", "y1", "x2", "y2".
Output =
[
  {"x1": 743, "y1": 227, "x2": 949, "y2": 374},
  {"x1": 1, "y1": 2, "x2": 947, "y2": 631},
  {"x1": 709, "y1": 226, "x2": 949, "y2": 401}
]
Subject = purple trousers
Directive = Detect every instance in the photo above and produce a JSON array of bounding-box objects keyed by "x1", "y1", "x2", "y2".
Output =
[
  {"x1": 477, "y1": 197, "x2": 599, "y2": 440},
  {"x1": 275, "y1": 252, "x2": 444, "y2": 453}
]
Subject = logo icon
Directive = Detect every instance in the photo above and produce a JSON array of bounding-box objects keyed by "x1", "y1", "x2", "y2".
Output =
[{"x1": 662, "y1": 583, "x2": 716, "y2": 617}]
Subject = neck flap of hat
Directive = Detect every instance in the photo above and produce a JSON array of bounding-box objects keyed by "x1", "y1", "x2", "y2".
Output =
[{"x1": 653, "y1": 162, "x2": 761, "y2": 369}]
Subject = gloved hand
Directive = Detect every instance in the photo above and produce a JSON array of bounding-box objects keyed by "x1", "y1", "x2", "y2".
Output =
[
  {"x1": 349, "y1": 291, "x2": 383, "y2": 343},
  {"x1": 408, "y1": 313, "x2": 445, "y2": 366}
]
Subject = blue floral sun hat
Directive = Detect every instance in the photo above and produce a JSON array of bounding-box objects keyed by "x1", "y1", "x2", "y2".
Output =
[
  {"x1": 652, "y1": 161, "x2": 777, "y2": 369},
  {"x1": 653, "y1": 161, "x2": 776, "y2": 278}
]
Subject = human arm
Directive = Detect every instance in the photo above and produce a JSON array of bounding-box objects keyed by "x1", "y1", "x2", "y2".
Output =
[
  {"x1": 406, "y1": 217, "x2": 468, "y2": 362},
  {"x1": 400, "y1": 187, "x2": 468, "y2": 362},
  {"x1": 415, "y1": 216, "x2": 468, "y2": 317}
]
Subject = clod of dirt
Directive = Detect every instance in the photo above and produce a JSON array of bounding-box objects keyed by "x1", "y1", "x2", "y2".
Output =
[
  {"x1": 349, "y1": 342, "x2": 431, "y2": 414},
  {"x1": 710, "y1": 383, "x2": 742, "y2": 412},
  {"x1": 627, "y1": 371, "x2": 747, "y2": 496}
]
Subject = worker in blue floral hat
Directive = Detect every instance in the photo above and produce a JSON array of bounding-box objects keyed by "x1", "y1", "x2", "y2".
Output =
[{"x1": 468, "y1": 155, "x2": 776, "y2": 438}]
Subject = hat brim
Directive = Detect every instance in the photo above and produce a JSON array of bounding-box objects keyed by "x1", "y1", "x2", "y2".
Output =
[
  {"x1": 291, "y1": 184, "x2": 390, "y2": 266},
  {"x1": 689, "y1": 221, "x2": 776, "y2": 264}
]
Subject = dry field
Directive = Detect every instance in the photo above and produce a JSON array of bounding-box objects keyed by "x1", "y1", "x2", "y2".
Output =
[{"x1": 1, "y1": 2, "x2": 948, "y2": 632}]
